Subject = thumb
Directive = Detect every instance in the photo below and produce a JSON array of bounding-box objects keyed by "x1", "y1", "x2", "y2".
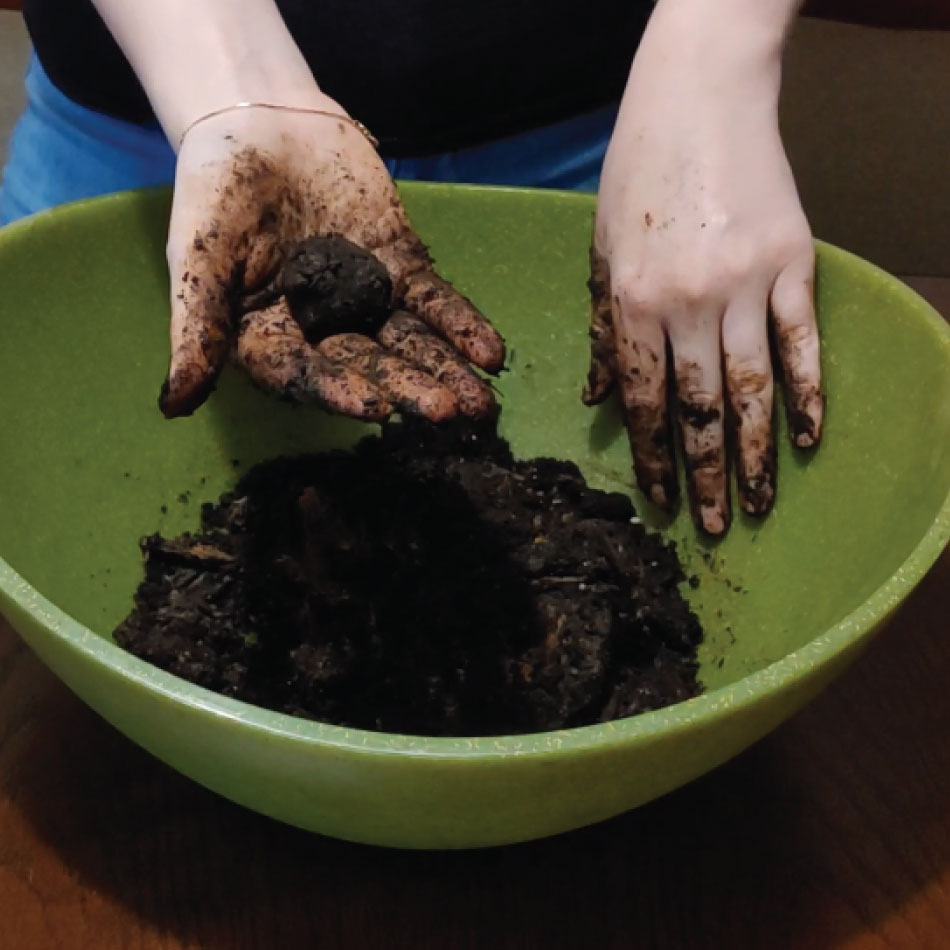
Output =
[{"x1": 159, "y1": 155, "x2": 244, "y2": 418}]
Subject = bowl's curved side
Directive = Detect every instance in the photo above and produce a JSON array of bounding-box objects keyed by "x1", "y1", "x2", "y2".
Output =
[
  {"x1": 2, "y1": 185, "x2": 950, "y2": 848},
  {"x1": 1, "y1": 587, "x2": 882, "y2": 848}
]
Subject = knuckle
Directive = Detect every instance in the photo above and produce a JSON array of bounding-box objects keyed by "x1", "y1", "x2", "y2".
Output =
[
  {"x1": 671, "y1": 267, "x2": 719, "y2": 308},
  {"x1": 614, "y1": 259, "x2": 728, "y2": 314},
  {"x1": 769, "y1": 219, "x2": 814, "y2": 263},
  {"x1": 613, "y1": 269, "x2": 658, "y2": 315},
  {"x1": 685, "y1": 445, "x2": 723, "y2": 482},
  {"x1": 619, "y1": 353, "x2": 663, "y2": 400},
  {"x1": 618, "y1": 341, "x2": 665, "y2": 389},
  {"x1": 618, "y1": 270, "x2": 711, "y2": 313},
  {"x1": 680, "y1": 405, "x2": 722, "y2": 450},
  {"x1": 776, "y1": 319, "x2": 817, "y2": 350},
  {"x1": 727, "y1": 360, "x2": 772, "y2": 398},
  {"x1": 718, "y1": 241, "x2": 758, "y2": 287},
  {"x1": 772, "y1": 275, "x2": 817, "y2": 331},
  {"x1": 674, "y1": 360, "x2": 719, "y2": 404},
  {"x1": 621, "y1": 390, "x2": 662, "y2": 415},
  {"x1": 678, "y1": 398, "x2": 722, "y2": 433}
]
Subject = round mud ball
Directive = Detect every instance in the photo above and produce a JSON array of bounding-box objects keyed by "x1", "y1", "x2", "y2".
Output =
[{"x1": 281, "y1": 235, "x2": 393, "y2": 342}]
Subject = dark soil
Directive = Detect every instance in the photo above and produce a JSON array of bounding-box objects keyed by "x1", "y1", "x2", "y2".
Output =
[
  {"x1": 115, "y1": 421, "x2": 704, "y2": 736},
  {"x1": 241, "y1": 234, "x2": 393, "y2": 342}
]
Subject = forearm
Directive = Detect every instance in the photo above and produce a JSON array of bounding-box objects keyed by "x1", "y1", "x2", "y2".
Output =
[
  {"x1": 90, "y1": 0, "x2": 331, "y2": 146},
  {"x1": 647, "y1": 0, "x2": 803, "y2": 74},
  {"x1": 628, "y1": 0, "x2": 804, "y2": 115},
  {"x1": 652, "y1": 0, "x2": 804, "y2": 46}
]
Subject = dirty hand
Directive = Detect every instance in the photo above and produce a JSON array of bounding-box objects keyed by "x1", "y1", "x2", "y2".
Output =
[
  {"x1": 162, "y1": 106, "x2": 504, "y2": 422},
  {"x1": 90, "y1": 0, "x2": 502, "y2": 423},
  {"x1": 585, "y1": 0, "x2": 823, "y2": 535}
]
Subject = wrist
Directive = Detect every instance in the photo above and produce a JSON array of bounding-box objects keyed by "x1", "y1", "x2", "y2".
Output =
[
  {"x1": 92, "y1": 0, "x2": 335, "y2": 147},
  {"x1": 653, "y1": 0, "x2": 801, "y2": 46},
  {"x1": 645, "y1": 0, "x2": 800, "y2": 83}
]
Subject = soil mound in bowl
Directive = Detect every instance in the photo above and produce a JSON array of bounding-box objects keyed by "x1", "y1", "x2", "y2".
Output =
[{"x1": 115, "y1": 420, "x2": 703, "y2": 736}]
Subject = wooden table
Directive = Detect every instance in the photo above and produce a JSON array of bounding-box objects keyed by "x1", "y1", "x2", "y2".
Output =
[{"x1": 2, "y1": 278, "x2": 949, "y2": 950}]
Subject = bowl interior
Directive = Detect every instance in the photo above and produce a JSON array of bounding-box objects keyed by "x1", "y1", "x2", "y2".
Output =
[{"x1": 1, "y1": 184, "x2": 949, "y2": 704}]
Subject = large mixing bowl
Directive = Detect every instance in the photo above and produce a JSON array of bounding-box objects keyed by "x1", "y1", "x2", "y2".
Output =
[{"x1": 1, "y1": 184, "x2": 948, "y2": 848}]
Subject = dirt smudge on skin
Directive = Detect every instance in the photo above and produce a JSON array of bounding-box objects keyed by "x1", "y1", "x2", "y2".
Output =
[
  {"x1": 736, "y1": 443, "x2": 776, "y2": 516},
  {"x1": 673, "y1": 364, "x2": 728, "y2": 534},
  {"x1": 786, "y1": 388, "x2": 824, "y2": 447},
  {"x1": 617, "y1": 340, "x2": 678, "y2": 511},
  {"x1": 772, "y1": 317, "x2": 824, "y2": 446},
  {"x1": 678, "y1": 400, "x2": 721, "y2": 428},
  {"x1": 725, "y1": 366, "x2": 776, "y2": 516},
  {"x1": 582, "y1": 246, "x2": 617, "y2": 405},
  {"x1": 318, "y1": 333, "x2": 458, "y2": 422},
  {"x1": 234, "y1": 300, "x2": 392, "y2": 420},
  {"x1": 379, "y1": 312, "x2": 497, "y2": 419}
]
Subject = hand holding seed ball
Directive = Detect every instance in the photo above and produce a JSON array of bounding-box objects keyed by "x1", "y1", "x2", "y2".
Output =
[
  {"x1": 160, "y1": 106, "x2": 503, "y2": 423},
  {"x1": 242, "y1": 234, "x2": 394, "y2": 341}
]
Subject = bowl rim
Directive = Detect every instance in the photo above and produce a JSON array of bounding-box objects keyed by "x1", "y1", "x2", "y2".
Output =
[{"x1": 2, "y1": 185, "x2": 949, "y2": 760}]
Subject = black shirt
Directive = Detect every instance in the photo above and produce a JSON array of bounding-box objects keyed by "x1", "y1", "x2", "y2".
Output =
[{"x1": 22, "y1": 0, "x2": 652, "y2": 156}]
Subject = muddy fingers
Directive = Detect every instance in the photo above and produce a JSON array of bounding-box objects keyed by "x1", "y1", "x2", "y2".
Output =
[
  {"x1": 378, "y1": 312, "x2": 498, "y2": 419},
  {"x1": 671, "y1": 348, "x2": 730, "y2": 536},
  {"x1": 402, "y1": 272, "x2": 506, "y2": 373},
  {"x1": 235, "y1": 300, "x2": 392, "y2": 420},
  {"x1": 723, "y1": 295, "x2": 777, "y2": 516},
  {"x1": 318, "y1": 334, "x2": 459, "y2": 422},
  {"x1": 771, "y1": 262, "x2": 824, "y2": 448},
  {"x1": 582, "y1": 248, "x2": 617, "y2": 406}
]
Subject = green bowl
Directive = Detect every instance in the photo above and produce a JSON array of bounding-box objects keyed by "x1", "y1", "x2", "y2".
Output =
[{"x1": 1, "y1": 184, "x2": 949, "y2": 849}]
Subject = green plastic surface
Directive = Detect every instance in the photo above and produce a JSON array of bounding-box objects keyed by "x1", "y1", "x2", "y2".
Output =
[{"x1": 0, "y1": 183, "x2": 948, "y2": 848}]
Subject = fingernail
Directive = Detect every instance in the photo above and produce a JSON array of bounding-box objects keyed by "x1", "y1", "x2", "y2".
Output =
[
  {"x1": 157, "y1": 363, "x2": 215, "y2": 419},
  {"x1": 739, "y1": 476, "x2": 776, "y2": 517},
  {"x1": 158, "y1": 373, "x2": 183, "y2": 418},
  {"x1": 700, "y1": 505, "x2": 726, "y2": 536},
  {"x1": 363, "y1": 394, "x2": 393, "y2": 421},
  {"x1": 788, "y1": 406, "x2": 821, "y2": 449}
]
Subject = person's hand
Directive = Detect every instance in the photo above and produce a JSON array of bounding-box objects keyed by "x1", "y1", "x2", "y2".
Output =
[
  {"x1": 584, "y1": 0, "x2": 823, "y2": 535},
  {"x1": 162, "y1": 104, "x2": 504, "y2": 422},
  {"x1": 88, "y1": 0, "x2": 502, "y2": 419}
]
